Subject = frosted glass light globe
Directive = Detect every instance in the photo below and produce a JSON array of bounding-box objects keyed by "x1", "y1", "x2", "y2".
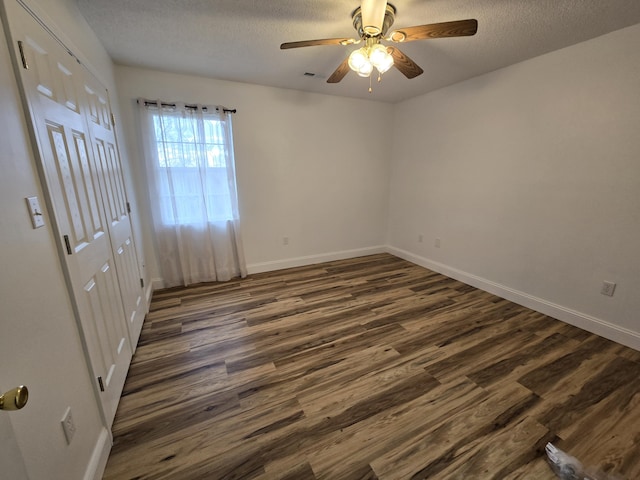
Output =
[
  {"x1": 357, "y1": 61, "x2": 374, "y2": 77},
  {"x1": 348, "y1": 48, "x2": 369, "y2": 71},
  {"x1": 377, "y1": 51, "x2": 394, "y2": 74},
  {"x1": 369, "y1": 44, "x2": 388, "y2": 68}
]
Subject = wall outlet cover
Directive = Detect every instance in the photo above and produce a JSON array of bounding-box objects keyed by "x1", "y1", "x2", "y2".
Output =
[
  {"x1": 601, "y1": 281, "x2": 616, "y2": 297},
  {"x1": 61, "y1": 407, "x2": 76, "y2": 445}
]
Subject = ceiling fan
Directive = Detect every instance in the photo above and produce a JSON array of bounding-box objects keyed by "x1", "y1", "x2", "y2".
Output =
[{"x1": 280, "y1": 0, "x2": 478, "y2": 87}]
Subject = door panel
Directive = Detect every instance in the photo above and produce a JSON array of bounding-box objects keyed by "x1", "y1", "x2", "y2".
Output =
[
  {"x1": 81, "y1": 260, "x2": 130, "y2": 420},
  {"x1": 7, "y1": 3, "x2": 132, "y2": 427},
  {"x1": 82, "y1": 74, "x2": 145, "y2": 347}
]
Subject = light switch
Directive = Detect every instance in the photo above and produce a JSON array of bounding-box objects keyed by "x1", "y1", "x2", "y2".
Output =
[{"x1": 26, "y1": 196, "x2": 45, "y2": 228}]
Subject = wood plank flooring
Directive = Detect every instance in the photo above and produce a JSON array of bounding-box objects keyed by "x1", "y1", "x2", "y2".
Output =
[{"x1": 103, "y1": 254, "x2": 640, "y2": 479}]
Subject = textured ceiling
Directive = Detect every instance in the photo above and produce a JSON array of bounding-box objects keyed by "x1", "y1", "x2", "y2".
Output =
[{"x1": 75, "y1": 0, "x2": 640, "y2": 103}]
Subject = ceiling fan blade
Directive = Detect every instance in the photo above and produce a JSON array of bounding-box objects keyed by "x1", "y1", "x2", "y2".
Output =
[
  {"x1": 280, "y1": 38, "x2": 357, "y2": 49},
  {"x1": 388, "y1": 19, "x2": 478, "y2": 43},
  {"x1": 361, "y1": 0, "x2": 387, "y2": 35},
  {"x1": 327, "y1": 57, "x2": 350, "y2": 83},
  {"x1": 388, "y1": 47, "x2": 423, "y2": 79}
]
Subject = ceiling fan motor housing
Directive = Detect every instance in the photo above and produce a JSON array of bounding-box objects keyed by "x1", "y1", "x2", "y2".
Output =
[{"x1": 352, "y1": 3, "x2": 397, "y2": 38}]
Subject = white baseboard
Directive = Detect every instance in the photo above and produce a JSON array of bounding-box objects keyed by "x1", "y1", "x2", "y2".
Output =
[
  {"x1": 246, "y1": 246, "x2": 387, "y2": 274},
  {"x1": 387, "y1": 246, "x2": 640, "y2": 352},
  {"x1": 151, "y1": 277, "x2": 165, "y2": 291},
  {"x1": 144, "y1": 282, "x2": 154, "y2": 311},
  {"x1": 84, "y1": 427, "x2": 111, "y2": 480}
]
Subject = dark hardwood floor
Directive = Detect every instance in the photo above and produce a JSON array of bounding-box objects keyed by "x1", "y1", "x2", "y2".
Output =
[{"x1": 103, "y1": 254, "x2": 640, "y2": 479}]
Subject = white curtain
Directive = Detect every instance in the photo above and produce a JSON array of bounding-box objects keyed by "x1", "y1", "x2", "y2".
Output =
[{"x1": 138, "y1": 100, "x2": 246, "y2": 287}]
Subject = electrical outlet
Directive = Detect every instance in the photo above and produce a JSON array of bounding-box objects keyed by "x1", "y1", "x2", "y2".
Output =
[
  {"x1": 61, "y1": 407, "x2": 76, "y2": 445},
  {"x1": 434, "y1": 238, "x2": 441, "y2": 248},
  {"x1": 418, "y1": 234, "x2": 424, "y2": 243},
  {"x1": 601, "y1": 281, "x2": 616, "y2": 297},
  {"x1": 282, "y1": 236, "x2": 289, "y2": 246}
]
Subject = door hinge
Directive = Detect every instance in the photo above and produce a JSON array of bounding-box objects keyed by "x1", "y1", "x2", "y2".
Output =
[
  {"x1": 110, "y1": 112, "x2": 115, "y2": 126},
  {"x1": 63, "y1": 235, "x2": 72, "y2": 255},
  {"x1": 17, "y1": 41, "x2": 29, "y2": 69},
  {"x1": 140, "y1": 278, "x2": 144, "y2": 288},
  {"x1": 97, "y1": 376, "x2": 105, "y2": 392},
  {"x1": 126, "y1": 201, "x2": 131, "y2": 214}
]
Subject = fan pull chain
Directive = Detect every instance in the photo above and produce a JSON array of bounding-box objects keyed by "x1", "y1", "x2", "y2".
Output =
[{"x1": 369, "y1": 75, "x2": 372, "y2": 93}]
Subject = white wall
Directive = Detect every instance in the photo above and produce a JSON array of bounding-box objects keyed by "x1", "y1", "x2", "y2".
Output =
[
  {"x1": 0, "y1": 5, "x2": 107, "y2": 480},
  {"x1": 388, "y1": 24, "x2": 640, "y2": 349},
  {"x1": 114, "y1": 66, "x2": 393, "y2": 283}
]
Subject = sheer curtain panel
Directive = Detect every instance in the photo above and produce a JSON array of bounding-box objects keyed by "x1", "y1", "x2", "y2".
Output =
[{"x1": 138, "y1": 100, "x2": 246, "y2": 287}]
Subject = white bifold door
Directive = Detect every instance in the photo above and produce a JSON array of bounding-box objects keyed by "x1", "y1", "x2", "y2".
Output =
[
  {"x1": 4, "y1": 0, "x2": 145, "y2": 427},
  {"x1": 83, "y1": 69, "x2": 145, "y2": 350}
]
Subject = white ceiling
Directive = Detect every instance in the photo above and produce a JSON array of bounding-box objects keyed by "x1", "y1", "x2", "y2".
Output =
[{"x1": 75, "y1": 0, "x2": 640, "y2": 103}]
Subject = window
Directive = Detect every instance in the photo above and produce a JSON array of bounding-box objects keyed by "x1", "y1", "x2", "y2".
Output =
[
  {"x1": 151, "y1": 109, "x2": 235, "y2": 225},
  {"x1": 138, "y1": 100, "x2": 246, "y2": 286},
  {"x1": 154, "y1": 116, "x2": 226, "y2": 168}
]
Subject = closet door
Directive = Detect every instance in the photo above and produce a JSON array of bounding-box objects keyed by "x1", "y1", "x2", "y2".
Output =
[
  {"x1": 81, "y1": 73, "x2": 145, "y2": 348},
  {"x1": 5, "y1": 1, "x2": 131, "y2": 426}
]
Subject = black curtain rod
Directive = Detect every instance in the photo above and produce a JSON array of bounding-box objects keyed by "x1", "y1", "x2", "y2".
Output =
[{"x1": 138, "y1": 99, "x2": 236, "y2": 114}]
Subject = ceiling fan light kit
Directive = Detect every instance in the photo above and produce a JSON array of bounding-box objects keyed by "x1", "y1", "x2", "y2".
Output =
[
  {"x1": 280, "y1": 1, "x2": 478, "y2": 92},
  {"x1": 348, "y1": 39, "x2": 394, "y2": 78}
]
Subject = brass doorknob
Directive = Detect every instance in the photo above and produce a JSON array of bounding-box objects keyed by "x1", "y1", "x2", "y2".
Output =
[{"x1": 0, "y1": 385, "x2": 29, "y2": 411}]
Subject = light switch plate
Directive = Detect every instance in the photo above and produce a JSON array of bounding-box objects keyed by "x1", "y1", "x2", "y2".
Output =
[{"x1": 26, "y1": 196, "x2": 45, "y2": 228}]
